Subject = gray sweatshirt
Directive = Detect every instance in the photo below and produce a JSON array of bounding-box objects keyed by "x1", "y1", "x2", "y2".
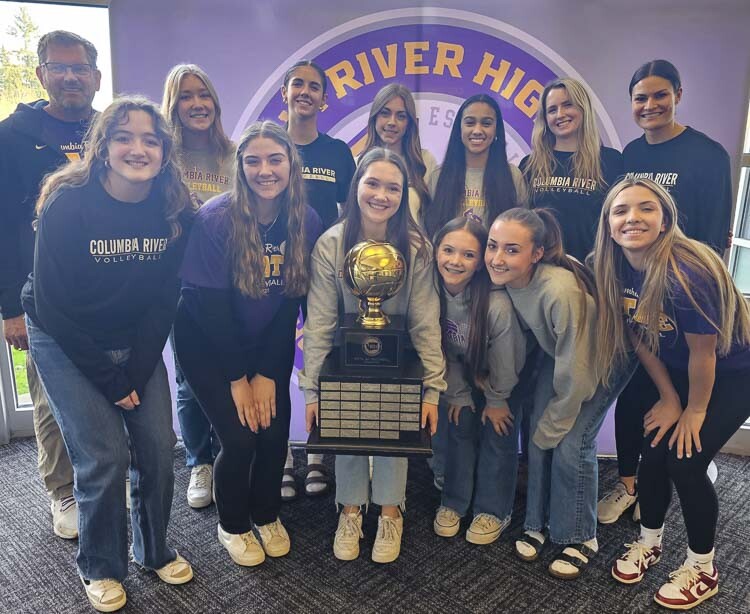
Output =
[
  {"x1": 442, "y1": 286, "x2": 526, "y2": 409},
  {"x1": 505, "y1": 263, "x2": 600, "y2": 450},
  {"x1": 299, "y1": 223, "x2": 446, "y2": 404}
]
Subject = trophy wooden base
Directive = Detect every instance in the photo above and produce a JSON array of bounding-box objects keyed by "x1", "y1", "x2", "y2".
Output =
[{"x1": 306, "y1": 349, "x2": 433, "y2": 457}]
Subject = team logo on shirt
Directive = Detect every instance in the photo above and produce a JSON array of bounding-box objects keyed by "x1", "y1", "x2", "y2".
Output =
[
  {"x1": 624, "y1": 171, "x2": 679, "y2": 189},
  {"x1": 233, "y1": 9, "x2": 621, "y2": 163},
  {"x1": 89, "y1": 237, "x2": 168, "y2": 263},
  {"x1": 623, "y1": 292, "x2": 675, "y2": 334},
  {"x1": 444, "y1": 317, "x2": 468, "y2": 346},
  {"x1": 263, "y1": 239, "x2": 285, "y2": 290}
]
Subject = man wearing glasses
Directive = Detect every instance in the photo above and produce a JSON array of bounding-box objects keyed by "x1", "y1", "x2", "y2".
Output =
[{"x1": 0, "y1": 30, "x2": 100, "y2": 541}]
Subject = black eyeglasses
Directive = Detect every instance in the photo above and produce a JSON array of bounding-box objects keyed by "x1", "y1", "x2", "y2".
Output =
[{"x1": 42, "y1": 62, "x2": 94, "y2": 77}]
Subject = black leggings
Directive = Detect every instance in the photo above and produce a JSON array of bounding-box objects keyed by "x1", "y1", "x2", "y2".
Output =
[
  {"x1": 614, "y1": 364, "x2": 653, "y2": 477},
  {"x1": 173, "y1": 301, "x2": 297, "y2": 534},
  {"x1": 631, "y1": 366, "x2": 750, "y2": 554}
]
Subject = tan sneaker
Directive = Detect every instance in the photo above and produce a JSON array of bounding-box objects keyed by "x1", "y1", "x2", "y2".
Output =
[
  {"x1": 597, "y1": 482, "x2": 637, "y2": 524},
  {"x1": 466, "y1": 513, "x2": 506, "y2": 545},
  {"x1": 255, "y1": 519, "x2": 291, "y2": 557},
  {"x1": 217, "y1": 524, "x2": 265, "y2": 566},
  {"x1": 155, "y1": 552, "x2": 194, "y2": 584},
  {"x1": 51, "y1": 495, "x2": 78, "y2": 539},
  {"x1": 333, "y1": 510, "x2": 363, "y2": 561},
  {"x1": 433, "y1": 506, "x2": 461, "y2": 537},
  {"x1": 371, "y1": 514, "x2": 403, "y2": 564},
  {"x1": 80, "y1": 577, "x2": 126, "y2": 612},
  {"x1": 654, "y1": 564, "x2": 718, "y2": 610}
]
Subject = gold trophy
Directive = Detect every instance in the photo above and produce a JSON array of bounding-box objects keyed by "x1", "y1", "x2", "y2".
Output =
[
  {"x1": 307, "y1": 240, "x2": 429, "y2": 457},
  {"x1": 343, "y1": 240, "x2": 406, "y2": 328}
]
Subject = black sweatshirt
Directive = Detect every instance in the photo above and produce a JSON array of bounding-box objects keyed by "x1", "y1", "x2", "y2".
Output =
[
  {"x1": 623, "y1": 127, "x2": 732, "y2": 253},
  {"x1": 22, "y1": 179, "x2": 190, "y2": 403}
]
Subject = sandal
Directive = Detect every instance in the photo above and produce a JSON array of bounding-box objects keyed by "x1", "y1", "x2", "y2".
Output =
[
  {"x1": 281, "y1": 467, "x2": 297, "y2": 502},
  {"x1": 548, "y1": 543, "x2": 597, "y2": 580},
  {"x1": 515, "y1": 530, "x2": 548, "y2": 562},
  {"x1": 304, "y1": 463, "x2": 330, "y2": 497}
]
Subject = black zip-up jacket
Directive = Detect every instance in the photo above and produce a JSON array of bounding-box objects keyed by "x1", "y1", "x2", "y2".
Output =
[{"x1": 0, "y1": 100, "x2": 93, "y2": 319}]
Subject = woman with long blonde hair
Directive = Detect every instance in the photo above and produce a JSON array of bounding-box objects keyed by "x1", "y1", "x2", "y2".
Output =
[
  {"x1": 593, "y1": 177, "x2": 750, "y2": 610},
  {"x1": 25, "y1": 96, "x2": 195, "y2": 611},
  {"x1": 360, "y1": 83, "x2": 436, "y2": 224},
  {"x1": 520, "y1": 77, "x2": 622, "y2": 262},
  {"x1": 173, "y1": 120, "x2": 322, "y2": 566},
  {"x1": 161, "y1": 63, "x2": 235, "y2": 510}
]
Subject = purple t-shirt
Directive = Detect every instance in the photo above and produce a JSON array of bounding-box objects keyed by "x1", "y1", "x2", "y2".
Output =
[
  {"x1": 179, "y1": 192, "x2": 322, "y2": 338},
  {"x1": 619, "y1": 257, "x2": 750, "y2": 372}
]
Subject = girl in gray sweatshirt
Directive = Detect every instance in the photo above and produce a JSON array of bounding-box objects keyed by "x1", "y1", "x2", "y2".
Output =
[
  {"x1": 430, "y1": 216, "x2": 526, "y2": 546},
  {"x1": 299, "y1": 148, "x2": 445, "y2": 564},
  {"x1": 485, "y1": 207, "x2": 632, "y2": 580}
]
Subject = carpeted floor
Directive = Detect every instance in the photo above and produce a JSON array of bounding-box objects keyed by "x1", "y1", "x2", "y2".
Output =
[{"x1": 0, "y1": 438, "x2": 748, "y2": 613}]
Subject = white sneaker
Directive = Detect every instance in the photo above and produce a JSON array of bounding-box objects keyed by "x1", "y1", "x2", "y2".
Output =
[
  {"x1": 372, "y1": 514, "x2": 403, "y2": 564},
  {"x1": 433, "y1": 506, "x2": 461, "y2": 537},
  {"x1": 466, "y1": 513, "x2": 506, "y2": 545},
  {"x1": 51, "y1": 495, "x2": 78, "y2": 539},
  {"x1": 597, "y1": 482, "x2": 637, "y2": 524},
  {"x1": 654, "y1": 564, "x2": 719, "y2": 609},
  {"x1": 255, "y1": 519, "x2": 291, "y2": 557},
  {"x1": 80, "y1": 577, "x2": 126, "y2": 612},
  {"x1": 217, "y1": 524, "x2": 265, "y2": 566},
  {"x1": 155, "y1": 552, "x2": 194, "y2": 584},
  {"x1": 333, "y1": 510, "x2": 363, "y2": 561},
  {"x1": 187, "y1": 464, "x2": 213, "y2": 509}
]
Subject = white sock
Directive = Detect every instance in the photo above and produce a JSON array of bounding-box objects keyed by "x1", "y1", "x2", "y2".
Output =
[
  {"x1": 306, "y1": 453, "x2": 326, "y2": 494},
  {"x1": 639, "y1": 525, "x2": 664, "y2": 548},
  {"x1": 685, "y1": 546, "x2": 714, "y2": 573},
  {"x1": 284, "y1": 445, "x2": 294, "y2": 470},
  {"x1": 582, "y1": 537, "x2": 598, "y2": 553}
]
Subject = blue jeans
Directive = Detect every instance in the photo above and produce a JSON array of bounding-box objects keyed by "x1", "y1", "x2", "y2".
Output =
[
  {"x1": 426, "y1": 401, "x2": 449, "y2": 486},
  {"x1": 441, "y1": 397, "x2": 521, "y2": 522},
  {"x1": 335, "y1": 455, "x2": 407, "y2": 508},
  {"x1": 174, "y1": 353, "x2": 219, "y2": 467},
  {"x1": 27, "y1": 318, "x2": 177, "y2": 581},
  {"x1": 524, "y1": 354, "x2": 633, "y2": 544}
]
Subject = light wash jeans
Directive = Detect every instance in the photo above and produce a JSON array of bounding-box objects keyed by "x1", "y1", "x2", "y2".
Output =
[
  {"x1": 441, "y1": 396, "x2": 521, "y2": 523},
  {"x1": 28, "y1": 317, "x2": 177, "y2": 581},
  {"x1": 174, "y1": 355, "x2": 219, "y2": 467},
  {"x1": 335, "y1": 455, "x2": 407, "y2": 508},
  {"x1": 524, "y1": 354, "x2": 634, "y2": 544}
]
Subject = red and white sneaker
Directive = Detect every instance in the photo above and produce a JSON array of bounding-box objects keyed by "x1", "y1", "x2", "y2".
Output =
[
  {"x1": 612, "y1": 541, "x2": 662, "y2": 584},
  {"x1": 654, "y1": 564, "x2": 718, "y2": 610}
]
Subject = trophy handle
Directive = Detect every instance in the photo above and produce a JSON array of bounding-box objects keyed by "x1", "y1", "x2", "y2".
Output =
[{"x1": 358, "y1": 296, "x2": 390, "y2": 328}]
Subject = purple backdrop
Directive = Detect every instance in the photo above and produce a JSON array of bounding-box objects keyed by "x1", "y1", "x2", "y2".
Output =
[{"x1": 110, "y1": 1, "x2": 750, "y2": 450}]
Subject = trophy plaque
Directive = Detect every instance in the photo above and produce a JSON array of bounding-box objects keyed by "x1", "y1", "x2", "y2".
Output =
[{"x1": 306, "y1": 240, "x2": 432, "y2": 457}]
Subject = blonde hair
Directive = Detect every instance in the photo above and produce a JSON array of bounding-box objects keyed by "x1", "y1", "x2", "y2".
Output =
[
  {"x1": 524, "y1": 78, "x2": 605, "y2": 192},
  {"x1": 36, "y1": 95, "x2": 191, "y2": 241},
  {"x1": 593, "y1": 176, "x2": 750, "y2": 385},
  {"x1": 361, "y1": 84, "x2": 430, "y2": 216},
  {"x1": 161, "y1": 64, "x2": 233, "y2": 161},
  {"x1": 229, "y1": 121, "x2": 310, "y2": 298}
]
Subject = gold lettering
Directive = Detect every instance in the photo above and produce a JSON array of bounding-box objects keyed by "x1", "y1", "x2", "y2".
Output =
[
  {"x1": 326, "y1": 60, "x2": 363, "y2": 99},
  {"x1": 404, "y1": 41, "x2": 430, "y2": 75},
  {"x1": 433, "y1": 42, "x2": 463, "y2": 77}
]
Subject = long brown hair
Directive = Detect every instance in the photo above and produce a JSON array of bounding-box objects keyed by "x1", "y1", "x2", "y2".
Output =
[
  {"x1": 593, "y1": 176, "x2": 750, "y2": 386},
  {"x1": 362, "y1": 83, "x2": 430, "y2": 217},
  {"x1": 36, "y1": 95, "x2": 191, "y2": 241},
  {"x1": 433, "y1": 216, "x2": 491, "y2": 389},
  {"x1": 229, "y1": 121, "x2": 310, "y2": 298}
]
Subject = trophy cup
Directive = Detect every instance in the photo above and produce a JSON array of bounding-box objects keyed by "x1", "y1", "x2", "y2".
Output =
[{"x1": 306, "y1": 241, "x2": 431, "y2": 457}]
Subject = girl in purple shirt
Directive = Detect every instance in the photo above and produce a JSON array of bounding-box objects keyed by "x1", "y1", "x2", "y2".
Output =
[{"x1": 593, "y1": 177, "x2": 750, "y2": 610}]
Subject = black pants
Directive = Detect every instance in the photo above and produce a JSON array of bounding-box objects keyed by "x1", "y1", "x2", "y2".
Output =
[
  {"x1": 630, "y1": 366, "x2": 750, "y2": 553},
  {"x1": 614, "y1": 364, "x2": 653, "y2": 477},
  {"x1": 173, "y1": 301, "x2": 297, "y2": 533}
]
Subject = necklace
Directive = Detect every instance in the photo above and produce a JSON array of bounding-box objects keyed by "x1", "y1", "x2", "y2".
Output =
[{"x1": 259, "y1": 211, "x2": 281, "y2": 244}]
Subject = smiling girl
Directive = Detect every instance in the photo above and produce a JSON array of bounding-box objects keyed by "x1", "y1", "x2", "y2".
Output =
[
  {"x1": 281, "y1": 60, "x2": 356, "y2": 499},
  {"x1": 485, "y1": 207, "x2": 631, "y2": 580},
  {"x1": 299, "y1": 148, "x2": 445, "y2": 563},
  {"x1": 23, "y1": 96, "x2": 195, "y2": 611},
  {"x1": 162, "y1": 64, "x2": 235, "y2": 510},
  {"x1": 173, "y1": 121, "x2": 322, "y2": 567},
  {"x1": 600, "y1": 59, "x2": 733, "y2": 527},
  {"x1": 425, "y1": 94, "x2": 527, "y2": 238},
  {"x1": 360, "y1": 83, "x2": 437, "y2": 224},
  {"x1": 431, "y1": 216, "x2": 526, "y2": 545},
  {"x1": 593, "y1": 177, "x2": 750, "y2": 610},
  {"x1": 520, "y1": 78, "x2": 622, "y2": 262}
]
